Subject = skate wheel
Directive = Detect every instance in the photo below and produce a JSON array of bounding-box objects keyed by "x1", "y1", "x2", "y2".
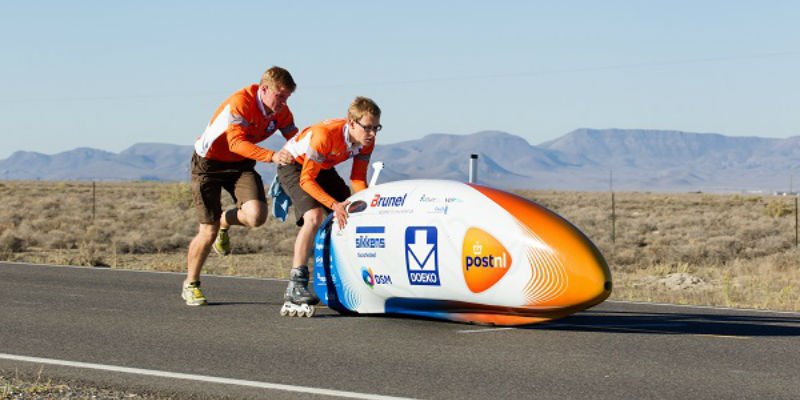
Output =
[
  {"x1": 280, "y1": 307, "x2": 289, "y2": 317},
  {"x1": 305, "y1": 306, "x2": 315, "y2": 318},
  {"x1": 288, "y1": 308, "x2": 297, "y2": 317},
  {"x1": 297, "y1": 304, "x2": 312, "y2": 318}
]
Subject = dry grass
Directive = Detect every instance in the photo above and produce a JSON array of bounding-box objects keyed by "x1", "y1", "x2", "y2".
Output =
[
  {"x1": 1, "y1": 367, "x2": 171, "y2": 399},
  {"x1": 1, "y1": 181, "x2": 798, "y2": 311}
]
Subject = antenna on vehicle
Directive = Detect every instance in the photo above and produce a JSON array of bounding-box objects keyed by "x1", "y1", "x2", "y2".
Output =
[
  {"x1": 369, "y1": 161, "x2": 384, "y2": 187},
  {"x1": 468, "y1": 154, "x2": 478, "y2": 184}
]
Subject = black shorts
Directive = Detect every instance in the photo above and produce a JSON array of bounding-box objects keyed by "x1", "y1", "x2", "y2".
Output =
[
  {"x1": 191, "y1": 153, "x2": 266, "y2": 224},
  {"x1": 277, "y1": 163, "x2": 351, "y2": 226}
]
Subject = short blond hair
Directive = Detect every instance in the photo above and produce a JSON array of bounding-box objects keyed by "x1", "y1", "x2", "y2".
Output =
[
  {"x1": 260, "y1": 66, "x2": 296, "y2": 92},
  {"x1": 347, "y1": 96, "x2": 381, "y2": 121}
]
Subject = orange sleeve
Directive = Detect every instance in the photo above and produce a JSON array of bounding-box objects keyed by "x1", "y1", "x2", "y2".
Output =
[
  {"x1": 299, "y1": 160, "x2": 338, "y2": 209},
  {"x1": 350, "y1": 145, "x2": 373, "y2": 193},
  {"x1": 278, "y1": 108, "x2": 299, "y2": 140},
  {"x1": 350, "y1": 157, "x2": 369, "y2": 193},
  {"x1": 225, "y1": 100, "x2": 274, "y2": 163},
  {"x1": 298, "y1": 131, "x2": 337, "y2": 208},
  {"x1": 226, "y1": 125, "x2": 275, "y2": 163}
]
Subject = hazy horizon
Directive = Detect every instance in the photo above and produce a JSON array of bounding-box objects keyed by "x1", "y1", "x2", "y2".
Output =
[{"x1": 2, "y1": 1, "x2": 799, "y2": 158}]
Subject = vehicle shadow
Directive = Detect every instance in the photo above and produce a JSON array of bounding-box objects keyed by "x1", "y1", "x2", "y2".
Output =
[{"x1": 532, "y1": 309, "x2": 800, "y2": 337}]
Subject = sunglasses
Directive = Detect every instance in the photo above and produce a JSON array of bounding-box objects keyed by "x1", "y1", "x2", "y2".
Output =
[{"x1": 354, "y1": 120, "x2": 382, "y2": 133}]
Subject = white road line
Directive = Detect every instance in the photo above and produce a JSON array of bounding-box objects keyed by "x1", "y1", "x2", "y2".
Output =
[
  {"x1": 0, "y1": 353, "x2": 415, "y2": 400},
  {"x1": 457, "y1": 327, "x2": 515, "y2": 334}
]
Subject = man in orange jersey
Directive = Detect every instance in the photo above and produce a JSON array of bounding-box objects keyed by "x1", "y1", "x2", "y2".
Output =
[
  {"x1": 277, "y1": 96, "x2": 381, "y2": 315},
  {"x1": 182, "y1": 66, "x2": 298, "y2": 306}
]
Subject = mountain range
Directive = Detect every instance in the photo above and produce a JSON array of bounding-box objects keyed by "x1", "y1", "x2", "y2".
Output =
[{"x1": 2, "y1": 128, "x2": 799, "y2": 192}]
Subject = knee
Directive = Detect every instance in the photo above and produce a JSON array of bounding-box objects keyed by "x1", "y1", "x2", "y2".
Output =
[
  {"x1": 241, "y1": 202, "x2": 268, "y2": 227},
  {"x1": 302, "y1": 208, "x2": 325, "y2": 229},
  {"x1": 243, "y1": 209, "x2": 268, "y2": 227},
  {"x1": 196, "y1": 224, "x2": 219, "y2": 244},
  {"x1": 254, "y1": 213, "x2": 267, "y2": 227}
]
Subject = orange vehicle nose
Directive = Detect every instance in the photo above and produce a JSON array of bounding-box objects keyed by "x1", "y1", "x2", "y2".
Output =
[{"x1": 469, "y1": 184, "x2": 612, "y2": 310}]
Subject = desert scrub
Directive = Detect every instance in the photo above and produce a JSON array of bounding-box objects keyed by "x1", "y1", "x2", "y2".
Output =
[
  {"x1": 2, "y1": 181, "x2": 799, "y2": 311},
  {"x1": 1, "y1": 368, "x2": 172, "y2": 399}
]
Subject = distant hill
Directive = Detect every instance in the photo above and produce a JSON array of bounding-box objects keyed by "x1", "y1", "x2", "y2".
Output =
[{"x1": 2, "y1": 129, "x2": 800, "y2": 192}]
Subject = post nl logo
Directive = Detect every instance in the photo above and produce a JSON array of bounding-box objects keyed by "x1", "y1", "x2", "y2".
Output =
[
  {"x1": 462, "y1": 227, "x2": 512, "y2": 293},
  {"x1": 405, "y1": 226, "x2": 440, "y2": 286}
]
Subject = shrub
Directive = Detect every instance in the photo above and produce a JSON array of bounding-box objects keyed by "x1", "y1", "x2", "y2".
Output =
[
  {"x1": 764, "y1": 199, "x2": 793, "y2": 218},
  {"x1": 0, "y1": 230, "x2": 26, "y2": 252}
]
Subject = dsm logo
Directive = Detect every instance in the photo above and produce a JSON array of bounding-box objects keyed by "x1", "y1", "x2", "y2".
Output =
[
  {"x1": 361, "y1": 267, "x2": 392, "y2": 288},
  {"x1": 405, "y1": 226, "x2": 440, "y2": 286},
  {"x1": 462, "y1": 227, "x2": 512, "y2": 293}
]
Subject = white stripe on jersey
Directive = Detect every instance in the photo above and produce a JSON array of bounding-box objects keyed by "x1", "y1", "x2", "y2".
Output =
[
  {"x1": 194, "y1": 104, "x2": 232, "y2": 157},
  {"x1": 283, "y1": 128, "x2": 314, "y2": 159}
]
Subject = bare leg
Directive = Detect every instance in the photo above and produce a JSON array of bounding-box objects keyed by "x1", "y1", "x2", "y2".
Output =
[
  {"x1": 221, "y1": 200, "x2": 268, "y2": 229},
  {"x1": 186, "y1": 223, "x2": 219, "y2": 284},
  {"x1": 292, "y1": 207, "x2": 325, "y2": 268}
]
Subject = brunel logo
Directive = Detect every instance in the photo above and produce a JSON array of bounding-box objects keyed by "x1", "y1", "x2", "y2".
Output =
[
  {"x1": 462, "y1": 227, "x2": 512, "y2": 293},
  {"x1": 370, "y1": 193, "x2": 407, "y2": 207}
]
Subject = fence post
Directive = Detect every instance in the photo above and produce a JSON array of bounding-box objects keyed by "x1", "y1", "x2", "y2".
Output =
[
  {"x1": 609, "y1": 169, "x2": 616, "y2": 244},
  {"x1": 92, "y1": 181, "x2": 96, "y2": 222},
  {"x1": 611, "y1": 192, "x2": 616, "y2": 244}
]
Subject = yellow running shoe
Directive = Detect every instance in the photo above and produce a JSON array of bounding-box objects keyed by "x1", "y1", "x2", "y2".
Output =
[
  {"x1": 213, "y1": 229, "x2": 231, "y2": 256},
  {"x1": 181, "y1": 281, "x2": 208, "y2": 306}
]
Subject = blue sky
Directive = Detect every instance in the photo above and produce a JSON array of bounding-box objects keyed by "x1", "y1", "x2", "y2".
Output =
[{"x1": 1, "y1": 1, "x2": 799, "y2": 158}]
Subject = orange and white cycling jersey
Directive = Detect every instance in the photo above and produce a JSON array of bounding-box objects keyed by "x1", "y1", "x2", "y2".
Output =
[
  {"x1": 194, "y1": 84, "x2": 297, "y2": 163},
  {"x1": 283, "y1": 119, "x2": 374, "y2": 208}
]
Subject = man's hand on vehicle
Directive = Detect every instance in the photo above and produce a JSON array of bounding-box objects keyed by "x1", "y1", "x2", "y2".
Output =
[{"x1": 332, "y1": 201, "x2": 351, "y2": 229}]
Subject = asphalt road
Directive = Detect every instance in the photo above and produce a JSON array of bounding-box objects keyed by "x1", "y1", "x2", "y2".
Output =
[{"x1": 1, "y1": 262, "x2": 798, "y2": 399}]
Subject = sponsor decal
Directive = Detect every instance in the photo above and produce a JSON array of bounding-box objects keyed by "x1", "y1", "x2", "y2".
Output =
[
  {"x1": 419, "y1": 194, "x2": 438, "y2": 203},
  {"x1": 405, "y1": 226, "x2": 440, "y2": 286},
  {"x1": 370, "y1": 193, "x2": 408, "y2": 208},
  {"x1": 315, "y1": 270, "x2": 327, "y2": 284},
  {"x1": 355, "y1": 226, "x2": 386, "y2": 249},
  {"x1": 462, "y1": 227, "x2": 512, "y2": 293},
  {"x1": 348, "y1": 200, "x2": 368, "y2": 213},
  {"x1": 361, "y1": 267, "x2": 392, "y2": 288},
  {"x1": 377, "y1": 208, "x2": 414, "y2": 215},
  {"x1": 445, "y1": 197, "x2": 463, "y2": 204},
  {"x1": 427, "y1": 205, "x2": 448, "y2": 215}
]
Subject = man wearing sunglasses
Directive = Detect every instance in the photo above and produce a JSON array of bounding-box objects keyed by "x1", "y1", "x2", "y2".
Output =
[
  {"x1": 182, "y1": 66, "x2": 298, "y2": 306},
  {"x1": 277, "y1": 96, "x2": 382, "y2": 316}
]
